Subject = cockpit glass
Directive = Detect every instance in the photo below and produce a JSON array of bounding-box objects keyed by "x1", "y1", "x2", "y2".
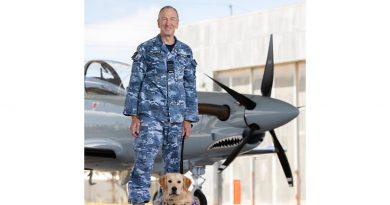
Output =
[
  {"x1": 107, "y1": 61, "x2": 131, "y2": 90},
  {"x1": 84, "y1": 60, "x2": 131, "y2": 95},
  {"x1": 86, "y1": 63, "x2": 115, "y2": 80}
]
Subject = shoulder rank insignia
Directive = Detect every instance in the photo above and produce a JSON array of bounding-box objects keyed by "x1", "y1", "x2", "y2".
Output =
[
  {"x1": 131, "y1": 51, "x2": 138, "y2": 60},
  {"x1": 191, "y1": 59, "x2": 197, "y2": 67}
]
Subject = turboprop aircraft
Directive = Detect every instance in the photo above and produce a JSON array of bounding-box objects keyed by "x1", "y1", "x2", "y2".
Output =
[{"x1": 84, "y1": 35, "x2": 299, "y2": 205}]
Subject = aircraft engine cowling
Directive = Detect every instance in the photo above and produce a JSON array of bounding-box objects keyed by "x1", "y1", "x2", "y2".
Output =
[{"x1": 244, "y1": 97, "x2": 299, "y2": 132}]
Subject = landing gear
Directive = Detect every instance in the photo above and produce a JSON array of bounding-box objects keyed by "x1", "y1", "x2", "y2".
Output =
[
  {"x1": 191, "y1": 166, "x2": 207, "y2": 205},
  {"x1": 87, "y1": 169, "x2": 96, "y2": 185},
  {"x1": 152, "y1": 189, "x2": 163, "y2": 205},
  {"x1": 193, "y1": 189, "x2": 207, "y2": 205}
]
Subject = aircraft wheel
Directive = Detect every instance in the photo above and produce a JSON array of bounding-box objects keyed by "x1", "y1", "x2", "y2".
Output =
[{"x1": 193, "y1": 189, "x2": 207, "y2": 205}]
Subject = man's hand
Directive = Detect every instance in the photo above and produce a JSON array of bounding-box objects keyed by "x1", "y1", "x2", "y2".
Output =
[
  {"x1": 130, "y1": 116, "x2": 140, "y2": 137},
  {"x1": 182, "y1": 120, "x2": 192, "y2": 138}
]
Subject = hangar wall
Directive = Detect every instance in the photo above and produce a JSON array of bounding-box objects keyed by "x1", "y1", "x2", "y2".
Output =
[
  {"x1": 176, "y1": 3, "x2": 305, "y2": 92},
  {"x1": 176, "y1": 3, "x2": 306, "y2": 205}
]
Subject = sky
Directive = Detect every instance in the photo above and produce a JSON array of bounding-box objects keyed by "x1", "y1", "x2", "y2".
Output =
[{"x1": 85, "y1": 0, "x2": 304, "y2": 63}]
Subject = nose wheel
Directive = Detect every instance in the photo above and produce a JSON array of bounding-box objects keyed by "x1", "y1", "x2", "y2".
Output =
[
  {"x1": 191, "y1": 166, "x2": 207, "y2": 205},
  {"x1": 193, "y1": 189, "x2": 207, "y2": 205}
]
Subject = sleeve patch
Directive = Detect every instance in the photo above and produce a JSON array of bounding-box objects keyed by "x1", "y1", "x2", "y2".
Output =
[
  {"x1": 191, "y1": 59, "x2": 197, "y2": 67},
  {"x1": 131, "y1": 51, "x2": 141, "y2": 61},
  {"x1": 131, "y1": 51, "x2": 138, "y2": 59}
]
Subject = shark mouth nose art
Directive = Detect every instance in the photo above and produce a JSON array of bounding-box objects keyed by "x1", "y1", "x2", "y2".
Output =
[{"x1": 208, "y1": 136, "x2": 243, "y2": 150}]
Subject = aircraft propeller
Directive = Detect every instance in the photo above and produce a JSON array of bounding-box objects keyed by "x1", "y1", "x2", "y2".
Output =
[
  {"x1": 205, "y1": 74, "x2": 256, "y2": 110},
  {"x1": 207, "y1": 34, "x2": 294, "y2": 187}
]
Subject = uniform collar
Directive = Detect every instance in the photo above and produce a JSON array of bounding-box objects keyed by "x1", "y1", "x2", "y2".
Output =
[{"x1": 156, "y1": 34, "x2": 179, "y2": 53}]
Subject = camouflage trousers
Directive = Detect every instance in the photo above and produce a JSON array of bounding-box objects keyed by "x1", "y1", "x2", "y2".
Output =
[{"x1": 128, "y1": 115, "x2": 183, "y2": 204}]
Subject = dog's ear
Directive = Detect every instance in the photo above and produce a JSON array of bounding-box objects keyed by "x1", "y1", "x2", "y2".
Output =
[
  {"x1": 159, "y1": 175, "x2": 167, "y2": 190},
  {"x1": 183, "y1": 176, "x2": 192, "y2": 191}
]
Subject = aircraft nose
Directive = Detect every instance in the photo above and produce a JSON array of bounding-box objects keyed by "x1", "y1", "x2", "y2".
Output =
[{"x1": 244, "y1": 97, "x2": 299, "y2": 131}]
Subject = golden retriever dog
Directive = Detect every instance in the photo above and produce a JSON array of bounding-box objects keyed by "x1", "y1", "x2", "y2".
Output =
[{"x1": 159, "y1": 173, "x2": 193, "y2": 205}]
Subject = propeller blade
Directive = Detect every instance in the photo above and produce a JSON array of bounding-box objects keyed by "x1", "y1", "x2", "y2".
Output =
[
  {"x1": 219, "y1": 128, "x2": 256, "y2": 172},
  {"x1": 205, "y1": 74, "x2": 256, "y2": 110},
  {"x1": 261, "y1": 34, "x2": 274, "y2": 97},
  {"x1": 269, "y1": 129, "x2": 294, "y2": 187}
]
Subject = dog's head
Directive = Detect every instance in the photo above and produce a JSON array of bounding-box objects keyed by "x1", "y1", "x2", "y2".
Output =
[{"x1": 159, "y1": 173, "x2": 192, "y2": 196}]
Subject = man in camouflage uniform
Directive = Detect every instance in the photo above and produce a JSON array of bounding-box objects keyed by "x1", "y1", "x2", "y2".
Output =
[{"x1": 123, "y1": 6, "x2": 199, "y2": 205}]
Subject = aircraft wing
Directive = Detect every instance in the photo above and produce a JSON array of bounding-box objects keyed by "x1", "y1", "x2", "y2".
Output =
[{"x1": 85, "y1": 94, "x2": 125, "y2": 107}]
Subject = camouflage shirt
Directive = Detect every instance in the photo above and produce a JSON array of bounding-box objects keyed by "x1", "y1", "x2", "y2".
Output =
[{"x1": 123, "y1": 34, "x2": 199, "y2": 123}]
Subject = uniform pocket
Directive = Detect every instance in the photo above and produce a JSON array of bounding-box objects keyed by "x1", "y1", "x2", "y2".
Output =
[
  {"x1": 175, "y1": 66, "x2": 184, "y2": 80},
  {"x1": 146, "y1": 50, "x2": 164, "y2": 69},
  {"x1": 176, "y1": 53, "x2": 190, "y2": 66},
  {"x1": 175, "y1": 54, "x2": 190, "y2": 80}
]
